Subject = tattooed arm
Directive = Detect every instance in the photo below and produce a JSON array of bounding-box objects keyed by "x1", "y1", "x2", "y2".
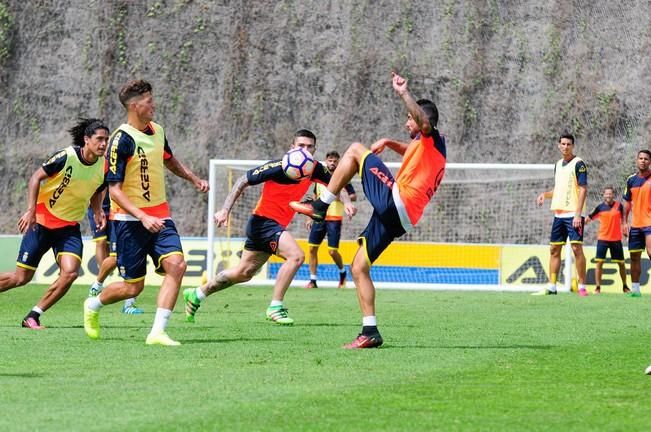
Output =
[{"x1": 214, "y1": 174, "x2": 249, "y2": 227}]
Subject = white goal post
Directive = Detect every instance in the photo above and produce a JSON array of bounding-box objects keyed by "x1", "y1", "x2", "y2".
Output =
[{"x1": 206, "y1": 160, "x2": 580, "y2": 291}]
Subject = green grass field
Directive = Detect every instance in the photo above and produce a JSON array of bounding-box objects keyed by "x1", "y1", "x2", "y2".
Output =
[{"x1": 1, "y1": 284, "x2": 650, "y2": 431}]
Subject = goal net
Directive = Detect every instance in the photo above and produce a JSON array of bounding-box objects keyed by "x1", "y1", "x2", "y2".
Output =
[{"x1": 206, "y1": 159, "x2": 572, "y2": 290}]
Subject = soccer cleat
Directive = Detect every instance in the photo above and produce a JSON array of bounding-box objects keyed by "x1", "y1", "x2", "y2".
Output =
[
  {"x1": 304, "y1": 280, "x2": 318, "y2": 289},
  {"x1": 122, "y1": 304, "x2": 144, "y2": 315},
  {"x1": 21, "y1": 317, "x2": 45, "y2": 330},
  {"x1": 183, "y1": 288, "x2": 201, "y2": 323},
  {"x1": 145, "y1": 332, "x2": 181, "y2": 346},
  {"x1": 343, "y1": 333, "x2": 384, "y2": 349},
  {"x1": 338, "y1": 271, "x2": 347, "y2": 289},
  {"x1": 531, "y1": 288, "x2": 557, "y2": 296},
  {"x1": 289, "y1": 199, "x2": 328, "y2": 221},
  {"x1": 265, "y1": 306, "x2": 294, "y2": 325},
  {"x1": 594, "y1": 287, "x2": 601, "y2": 294},
  {"x1": 627, "y1": 292, "x2": 642, "y2": 298},
  {"x1": 83, "y1": 298, "x2": 100, "y2": 340},
  {"x1": 578, "y1": 288, "x2": 588, "y2": 297},
  {"x1": 88, "y1": 282, "x2": 103, "y2": 297}
]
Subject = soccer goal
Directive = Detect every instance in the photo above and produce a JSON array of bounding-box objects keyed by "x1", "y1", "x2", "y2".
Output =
[{"x1": 206, "y1": 159, "x2": 579, "y2": 291}]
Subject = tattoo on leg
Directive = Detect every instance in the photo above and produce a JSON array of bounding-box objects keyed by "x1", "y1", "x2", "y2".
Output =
[{"x1": 205, "y1": 271, "x2": 233, "y2": 295}]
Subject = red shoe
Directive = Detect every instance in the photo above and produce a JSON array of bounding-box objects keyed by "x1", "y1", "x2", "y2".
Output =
[
  {"x1": 338, "y1": 271, "x2": 347, "y2": 289},
  {"x1": 343, "y1": 333, "x2": 383, "y2": 349},
  {"x1": 304, "y1": 280, "x2": 318, "y2": 289},
  {"x1": 21, "y1": 317, "x2": 45, "y2": 330},
  {"x1": 289, "y1": 200, "x2": 328, "y2": 221},
  {"x1": 578, "y1": 288, "x2": 589, "y2": 297}
]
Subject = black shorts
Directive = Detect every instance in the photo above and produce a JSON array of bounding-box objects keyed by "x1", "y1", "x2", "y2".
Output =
[
  {"x1": 244, "y1": 215, "x2": 284, "y2": 255},
  {"x1": 595, "y1": 240, "x2": 624, "y2": 262},
  {"x1": 308, "y1": 220, "x2": 342, "y2": 250}
]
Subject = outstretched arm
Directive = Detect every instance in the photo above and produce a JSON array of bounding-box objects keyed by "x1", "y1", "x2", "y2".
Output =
[
  {"x1": 392, "y1": 72, "x2": 432, "y2": 136},
  {"x1": 214, "y1": 174, "x2": 250, "y2": 227},
  {"x1": 164, "y1": 156, "x2": 209, "y2": 193}
]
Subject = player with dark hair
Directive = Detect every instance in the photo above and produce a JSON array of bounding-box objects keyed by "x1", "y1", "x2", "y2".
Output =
[
  {"x1": 291, "y1": 72, "x2": 446, "y2": 348},
  {"x1": 534, "y1": 133, "x2": 589, "y2": 296},
  {"x1": 86, "y1": 191, "x2": 143, "y2": 314},
  {"x1": 304, "y1": 150, "x2": 357, "y2": 289},
  {"x1": 183, "y1": 130, "x2": 356, "y2": 325},
  {"x1": 0, "y1": 118, "x2": 108, "y2": 328},
  {"x1": 585, "y1": 186, "x2": 629, "y2": 294},
  {"x1": 83, "y1": 79, "x2": 209, "y2": 346},
  {"x1": 622, "y1": 149, "x2": 651, "y2": 298}
]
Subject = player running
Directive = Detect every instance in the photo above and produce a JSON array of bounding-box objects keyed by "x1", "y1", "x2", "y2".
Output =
[
  {"x1": 290, "y1": 72, "x2": 446, "y2": 349},
  {"x1": 83, "y1": 79, "x2": 208, "y2": 346},
  {"x1": 0, "y1": 118, "x2": 107, "y2": 329},
  {"x1": 183, "y1": 130, "x2": 356, "y2": 325}
]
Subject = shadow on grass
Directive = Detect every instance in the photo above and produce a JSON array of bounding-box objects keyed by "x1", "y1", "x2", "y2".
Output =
[
  {"x1": 382, "y1": 344, "x2": 555, "y2": 350},
  {"x1": 0, "y1": 372, "x2": 44, "y2": 378},
  {"x1": 181, "y1": 337, "x2": 279, "y2": 344}
]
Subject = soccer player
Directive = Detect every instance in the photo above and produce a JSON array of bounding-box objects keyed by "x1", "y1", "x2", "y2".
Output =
[
  {"x1": 533, "y1": 133, "x2": 588, "y2": 296},
  {"x1": 622, "y1": 149, "x2": 651, "y2": 298},
  {"x1": 290, "y1": 72, "x2": 446, "y2": 349},
  {"x1": 304, "y1": 150, "x2": 357, "y2": 289},
  {"x1": 83, "y1": 79, "x2": 209, "y2": 346},
  {"x1": 183, "y1": 130, "x2": 356, "y2": 325},
  {"x1": 86, "y1": 192, "x2": 143, "y2": 314},
  {"x1": 0, "y1": 118, "x2": 108, "y2": 329},
  {"x1": 585, "y1": 186, "x2": 629, "y2": 294}
]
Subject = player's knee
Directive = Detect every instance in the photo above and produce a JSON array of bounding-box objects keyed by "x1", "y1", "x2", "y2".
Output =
[
  {"x1": 125, "y1": 284, "x2": 144, "y2": 297},
  {"x1": 346, "y1": 142, "x2": 366, "y2": 159},
  {"x1": 238, "y1": 267, "x2": 257, "y2": 281},
  {"x1": 328, "y1": 249, "x2": 338, "y2": 258},
  {"x1": 59, "y1": 269, "x2": 79, "y2": 284},
  {"x1": 286, "y1": 252, "x2": 305, "y2": 269},
  {"x1": 164, "y1": 257, "x2": 187, "y2": 278},
  {"x1": 14, "y1": 272, "x2": 34, "y2": 286},
  {"x1": 351, "y1": 259, "x2": 369, "y2": 277}
]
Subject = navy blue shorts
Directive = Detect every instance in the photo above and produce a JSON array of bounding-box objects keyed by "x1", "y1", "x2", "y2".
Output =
[
  {"x1": 628, "y1": 227, "x2": 651, "y2": 252},
  {"x1": 550, "y1": 217, "x2": 584, "y2": 244},
  {"x1": 87, "y1": 208, "x2": 110, "y2": 241},
  {"x1": 114, "y1": 219, "x2": 183, "y2": 281},
  {"x1": 308, "y1": 220, "x2": 342, "y2": 249},
  {"x1": 358, "y1": 152, "x2": 406, "y2": 264},
  {"x1": 16, "y1": 223, "x2": 83, "y2": 270},
  {"x1": 245, "y1": 215, "x2": 283, "y2": 255},
  {"x1": 595, "y1": 240, "x2": 624, "y2": 262}
]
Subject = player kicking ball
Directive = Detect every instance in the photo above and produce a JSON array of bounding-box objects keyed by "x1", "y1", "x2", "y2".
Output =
[
  {"x1": 183, "y1": 129, "x2": 355, "y2": 325},
  {"x1": 291, "y1": 71, "x2": 446, "y2": 349}
]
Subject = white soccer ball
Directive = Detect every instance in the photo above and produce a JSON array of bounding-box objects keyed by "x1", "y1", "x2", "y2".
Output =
[
  {"x1": 645, "y1": 364, "x2": 651, "y2": 375},
  {"x1": 282, "y1": 148, "x2": 315, "y2": 180}
]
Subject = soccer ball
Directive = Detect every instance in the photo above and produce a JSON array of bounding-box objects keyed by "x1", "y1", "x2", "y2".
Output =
[{"x1": 282, "y1": 148, "x2": 315, "y2": 180}]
